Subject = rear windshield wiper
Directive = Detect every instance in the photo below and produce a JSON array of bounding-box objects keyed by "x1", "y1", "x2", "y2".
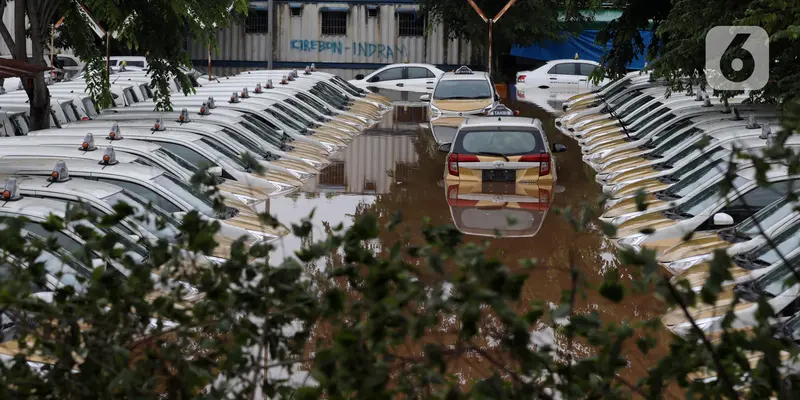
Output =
[{"x1": 475, "y1": 152, "x2": 510, "y2": 161}]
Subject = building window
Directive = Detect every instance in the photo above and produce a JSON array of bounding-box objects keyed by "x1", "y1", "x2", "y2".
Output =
[
  {"x1": 321, "y1": 11, "x2": 348, "y2": 36},
  {"x1": 319, "y1": 162, "x2": 346, "y2": 187},
  {"x1": 290, "y1": 7, "x2": 303, "y2": 17},
  {"x1": 398, "y1": 12, "x2": 425, "y2": 37},
  {"x1": 367, "y1": 6, "x2": 379, "y2": 17},
  {"x1": 245, "y1": 10, "x2": 269, "y2": 34}
]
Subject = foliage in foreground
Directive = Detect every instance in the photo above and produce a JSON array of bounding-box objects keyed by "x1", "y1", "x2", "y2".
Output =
[{"x1": 0, "y1": 154, "x2": 798, "y2": 399}]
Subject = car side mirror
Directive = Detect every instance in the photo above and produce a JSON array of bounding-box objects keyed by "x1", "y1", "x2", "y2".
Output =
[
  {"x1": 713, "y1": 212, "x2": 734, "y2": 226},
  {"x1": 552, "y1": 143, "x2": 567, "y2": 153},
  {"x1": 420, "y1": 94, "x2": 430, "y2": 102},
  {"x1": 438, "y1": 143, "x2": 452, "y2": 153},
  {"x1": 355, "y1": 74, "x2": 365, "y2": 80},
  {"x1": 208, "y1": 166, "x2": 223, "y2": 177}
]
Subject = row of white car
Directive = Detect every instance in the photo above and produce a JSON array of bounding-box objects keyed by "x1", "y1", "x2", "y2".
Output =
[
  {"x1": 0, "y1": 65, "x2": 393, "y2": 371},
  {"x1": 558, "y1": 72, "x2": 800, "y2": 383}
]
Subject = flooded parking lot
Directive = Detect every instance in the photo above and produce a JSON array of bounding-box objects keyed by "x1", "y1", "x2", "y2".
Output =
[{"x1": 268, "y1": 87, "x2": 674, "y2": 387}]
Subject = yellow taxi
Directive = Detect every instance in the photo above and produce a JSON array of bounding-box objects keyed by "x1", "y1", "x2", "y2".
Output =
[
  {"x1": 421, "y1": 66, "x2": 498, "y2": 118},
  {"x1": 438, "y1": 106, "x2": 567, "y2": 186}
]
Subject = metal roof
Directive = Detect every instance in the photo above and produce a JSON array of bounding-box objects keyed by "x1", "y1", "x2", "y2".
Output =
[{"x1": 0, "y1": 58, "x2": 52, "y2": 79}]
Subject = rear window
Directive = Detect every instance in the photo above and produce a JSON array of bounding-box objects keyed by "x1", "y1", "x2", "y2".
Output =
[
  {"x1": 434, "y1": 80, "x2": 492, "y2": 100},
  {"x1": 454, "y1": 128, "x2": 545, "y2": 156}
]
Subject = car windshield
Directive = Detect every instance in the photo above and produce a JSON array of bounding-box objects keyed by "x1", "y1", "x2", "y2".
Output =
[
  {"x1": 633, "y1": 114, "x2": 682, "y2": 140},
  {"x1": 624, "y1": 103, "x2": 664, "y2": 127},
  {"x1": 672, "y1": 176, "x2": 750, "y2": 218},
  {"x1": 736, "y1": 195, "x2": 799, "y2": 238},
  {"x1": 651, "y1": 128, "x2": 706, "y2": 157},
  {"x1": 267, "y1": 108, "x2": 306, "y2": 132},
  {"x1": 664, "y1": 146, "x2": 726, "y2": 168},
  {"x1": 154, "y1": 148, "x2": 199, "y2": 174},
  {"x1": 239, "y1": 119, "x2": 284, "y2": 148},
  {"x1": 153, "y1": 173, "x2": 216, "y2": 216},
  {"x1": 104, "y1": 190, "x2": 182, "y2": 237},
  {"x1": 602, "y1": 78, "x2": 632, "y2": 97},
  {"x1": 285, "y1": 98, "x2": 323, "y2": 120},
  {"x1": 664, "y1": 159, "x2": 726, "y2": 197},
  {"x1": 296, "y1": 93, "x2": 333, "y2": 115},
  {"x1": 753, "y1": 253, "x2": 800, "y2": 298},
  {"x1": 331, "y1": 76, "x2": 363, "y2": 96},
  {"x1": 607, "y1": 91, "x2": 641, "y2": 108},
  {"x1": 273, "y1": 103, "x2": 314, "y2": 127},
  {"x1": 616, "y1": 95, "x2": 653, "y2": 118},
  {"x1": 219, "y1": 128, "x2": 270, "y2": 158},
  {"x1": 310, "y1": 87, "x2": 346, "y2": 110},
  {"x1": 455, "y1": 129, "x2": 544, "y2": 156},
  {"x1": 746, "y1": 222, "x2": 800, "y2": 271},
  {"x1": 433, "y1": 80, "x2": 492, "y2": 100},
  {"x1": 197, "y1": 138, "x2": 252, "y2": 172},
  {"x1": 0, "y1": 261, "x2": 46, "y2": 294}
]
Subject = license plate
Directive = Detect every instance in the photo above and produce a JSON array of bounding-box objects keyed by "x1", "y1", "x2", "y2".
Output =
[
  {"x1": 482, "y1": 169, "x2": 516, "y2": 183},
  {"x1": 481, "y1": 182, "x2": 517, "y2": 195}
]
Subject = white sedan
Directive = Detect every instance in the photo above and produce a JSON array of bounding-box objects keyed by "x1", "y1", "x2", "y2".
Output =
[
  {"x1": 516, "y1": 59, "x2": 610, "y2": 91},
  {"x1": 349, "y1": 63, "x2": 444, "y2": 93}
]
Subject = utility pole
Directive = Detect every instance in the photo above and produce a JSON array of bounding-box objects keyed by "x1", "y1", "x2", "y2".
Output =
[
  {"x1": 267, "y1": 0, "x2": 273, "y2": 69},
  {"x1": 466, "y1": 0, "x2": 517, "y2": 77}
]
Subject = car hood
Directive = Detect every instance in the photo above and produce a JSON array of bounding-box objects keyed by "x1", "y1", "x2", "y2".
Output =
[
  {"x1": 657, "y1": 231, "x2": 732, "y2": 263},
  {"x1": 432, "y1": 98, "x2": 493, "y2": 113},
  {"x1": 603, "y1": 195, "x2": 665, "y2": 219},
  {"x1": 614, "y1": 213, "x2": 677, "y2": 238},
  {"x1": 610, "y1": 179, "x2": 669, "y2": 199}
]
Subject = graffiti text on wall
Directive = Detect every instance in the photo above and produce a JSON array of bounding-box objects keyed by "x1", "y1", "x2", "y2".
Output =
[{"x1": 290, "y1": 40, "x2": 406, "y2": 59}]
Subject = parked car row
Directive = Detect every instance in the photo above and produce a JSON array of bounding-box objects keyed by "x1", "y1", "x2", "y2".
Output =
[
  {"x1": 0, "y1": 65, "x2": 392, "y2": 371},
  {"x1": 558, "y1": 71, "x2": 800, "y2": 385}
]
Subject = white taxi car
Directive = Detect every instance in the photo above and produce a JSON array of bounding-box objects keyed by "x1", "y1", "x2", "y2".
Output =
[
  {"x1": 516, "y1": 59, "x2": 611, "y2": 90},
  {"x1": 422, "y1": 66, "x2": 499, "y2": 118},
  {"x1": 349, "y1": 63, "x2": 444, "y2": 93}
]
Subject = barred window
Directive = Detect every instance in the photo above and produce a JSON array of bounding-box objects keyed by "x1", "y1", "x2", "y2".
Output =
[
  {"x1": 290, "y1": 7, "x2": 302, "y2": 17},
  {"x1": 398, "y1": 13, "x2": 425, "y2": 37},
  {"x1": 245, "y1": 10, "x2": 269, "y2": 34},
  {"x1": 319, "y1": 162, "x2": 346, "y2": 187},
  {"x1": 321, "y1": 11, "x2": 348, "y2": 36}
]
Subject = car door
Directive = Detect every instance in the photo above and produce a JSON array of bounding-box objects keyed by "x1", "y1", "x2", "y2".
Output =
[
  {"x1": 546, "y1": 62, "x2": 580, "y2": 89},
  {"x1": 578, "y1": 63, "x2": 599, "y2": 91},
  {"x1": 406, "y1": 67, "x2": 437, "y2": 92},
  {"x1": 365, "y1": 66, "x2": 406, "y2": 90}
]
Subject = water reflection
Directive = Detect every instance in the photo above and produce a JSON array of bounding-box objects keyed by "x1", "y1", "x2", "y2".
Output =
[
  {"x1": 430, "y1": 116, "x2": 465, "y2": 144},
  {"x1": 364, "y1": 87, "x2": 429, "y2": 107},
  {"x1": 445, "y1": 182, "x2": 553, "y2": 238}
]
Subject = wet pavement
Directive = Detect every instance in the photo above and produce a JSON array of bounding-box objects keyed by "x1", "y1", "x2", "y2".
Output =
[{"x1": 269, "y1": 87, "x2": 674, "y2": 388}]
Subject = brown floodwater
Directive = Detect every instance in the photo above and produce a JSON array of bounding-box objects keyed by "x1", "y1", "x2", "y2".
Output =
[{"x1": 267, "y1": 87, "x2": 675, "y2": 392}]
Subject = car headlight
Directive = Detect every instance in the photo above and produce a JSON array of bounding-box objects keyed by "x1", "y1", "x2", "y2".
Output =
[
  {"x1": 663, "y1": 255, "x2": 708, "y2": 276},
  {"x1": 611, "y1": 214, "x2": 639, "y2": 226},
  {"x1": 430, "y1": 105, "x2": 442, "y2": 119},
  {"x1": 587, "y1": 151, "x2": 608, "y2": 161},
  {"x1": 618, "y1": 233, "x2": 647, "y2": 248},
  {"x1": 480, "y1": 105, "x2": 494, "y2": 114}
]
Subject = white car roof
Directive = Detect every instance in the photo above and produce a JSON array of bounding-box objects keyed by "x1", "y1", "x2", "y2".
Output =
[
  {"x1": 0, "y1": 134, "x2": 164, "y2": 153},
  {"x1": 0, "y1": 158, "x2": 164, "y2": 180},
  {"x1": 0, "y1": 195, "x2": 73, "y2": 220},
  {"x1": 0, "y1": 146, "x2": 139, "y2": 164},
  {"x1": 7, "y1": 174, "x2": 124, "y2": 199},
  {"x1": 28, "y1": 127, "x2": 207, "y2": 144}
]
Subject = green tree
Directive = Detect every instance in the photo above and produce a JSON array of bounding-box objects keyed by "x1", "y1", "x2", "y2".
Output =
[{"x1": 422, "y1": 0, "x2": 598, "y2": 80}]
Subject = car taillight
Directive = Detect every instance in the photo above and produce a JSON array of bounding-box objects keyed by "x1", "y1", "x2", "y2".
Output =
[
  {"x1": 518, "y1": 153, "x2": 551, "y2": 176},
  {"x1": 517, "y1": 75, "x2": 527, "y2": 82},
  {"x1": 446, "y1": 185, "x2": 479, "y2": 207},
  {"x1": 447, "y1": 153, "x2": 479, "y2": 176}
]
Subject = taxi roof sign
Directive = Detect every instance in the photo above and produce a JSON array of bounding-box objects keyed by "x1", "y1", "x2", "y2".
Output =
[
  {"x1": 487, "y1": 104, "x2": 514, "y2": 116},
  {"x1": 80, "y1": 133, "x2": 97, "y2": 151},
  {"x1": 100, "y1": 147, "x2": 118, "y2": 165},
  {"x1": 49, "y1": 160, "x2": 70, "y2": 182},
  {"x1": 2, "y1": 177, "x2": 21, "y2": 201},
  {"x1": 207, "y1": 97, "x2": 216, "y2": 109},
  {"x1": 109, "y1": 124, "x2": 122, "y2": 140},
  {"x1": 454, "y1": 66, "x2": 473, "y2": 75}
]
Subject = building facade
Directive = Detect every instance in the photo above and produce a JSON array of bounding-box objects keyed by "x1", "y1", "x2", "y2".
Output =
[{"x1": 186, "y1": 1, "x2": 473, "y2": 79}]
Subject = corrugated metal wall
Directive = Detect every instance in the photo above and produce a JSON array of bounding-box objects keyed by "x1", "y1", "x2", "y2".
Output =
[{"x1": 188, "y1": 1, "x2": 472, "y2": 73}]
